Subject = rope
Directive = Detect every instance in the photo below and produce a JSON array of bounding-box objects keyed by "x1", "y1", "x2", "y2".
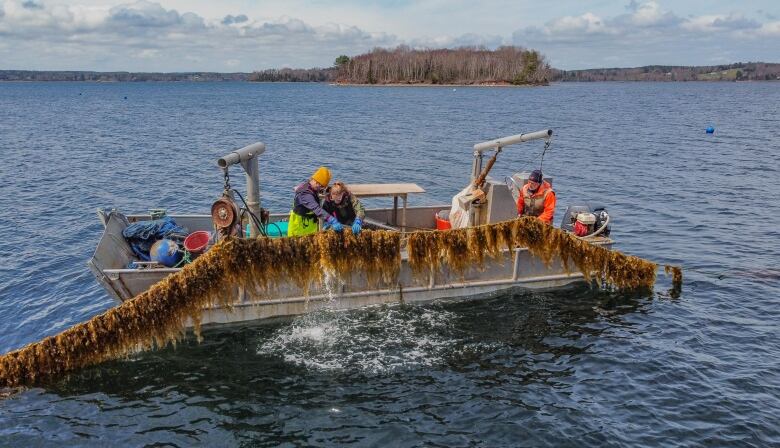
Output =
[
  {"x1": 172, "y1": 249, "x2": 192, "y2": 268},
  {"x1": 231, "y1": 188, "x2": 268, "y2": 237},
  {"x1": 539, "y1": 138, "x2": 551, "y2": 172},
  {"x1": 675, "y1": 266, "x2": 728, "y2": 280},
  {"x1": 512, "y1": 137, "x2": 551, "y2": 175}
]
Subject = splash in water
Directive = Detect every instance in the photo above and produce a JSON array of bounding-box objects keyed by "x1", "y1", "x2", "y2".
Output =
[{"x1": 258, "y1": 304, "x2": 460, "y2": 374}]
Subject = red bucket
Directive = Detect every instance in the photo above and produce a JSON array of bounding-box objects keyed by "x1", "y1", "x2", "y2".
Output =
[
  {"x1": 435, "y1": 210, "x2": 451, "y2": 230},
  {"x1": 184, "y1": 231, "x2": 211, "y2": 256}
]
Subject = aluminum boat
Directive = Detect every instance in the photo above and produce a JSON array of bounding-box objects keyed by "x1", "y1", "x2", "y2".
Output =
[{"x1": 88, "y1": 129, "x2": 613, "y2": 326}]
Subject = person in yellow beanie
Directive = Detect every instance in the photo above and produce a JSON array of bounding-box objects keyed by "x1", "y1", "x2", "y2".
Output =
[{"x1": 288, "y1": 166, "x2": 343, "y2": 236}]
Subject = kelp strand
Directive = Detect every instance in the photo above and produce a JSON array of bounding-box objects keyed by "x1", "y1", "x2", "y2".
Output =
[
  {"x1": 406, "y1": 217, "x2": 661, "y2": 290},
  {"x1": 0, "y1": 219, "x2": 680, "y2": 388},
  {"x1": 665, "y1": 264, "x2": 684, "y2": 297}
]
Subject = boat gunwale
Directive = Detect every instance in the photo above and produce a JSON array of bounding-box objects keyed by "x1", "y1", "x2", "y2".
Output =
[{"x1": 100, "y1": 238, "x2": 614, "y2": 276}]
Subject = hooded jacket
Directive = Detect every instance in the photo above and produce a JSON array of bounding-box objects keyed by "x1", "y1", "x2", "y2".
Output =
[{"x1": 292, "y1": 181, "x2": 330, "y2": 220}]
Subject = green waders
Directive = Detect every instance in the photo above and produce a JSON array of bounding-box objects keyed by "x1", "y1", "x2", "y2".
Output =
[{"x1": 287, "y1": 210, "x2": 318, "y2": 237}]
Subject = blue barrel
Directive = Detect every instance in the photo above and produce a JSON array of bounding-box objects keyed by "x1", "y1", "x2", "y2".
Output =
[
  {"x1": 265, "y1": 221, "x2": 288, "y2": 237},
  {"x1": 245, "y1": 221, "x2": 289, "y2": 238}
]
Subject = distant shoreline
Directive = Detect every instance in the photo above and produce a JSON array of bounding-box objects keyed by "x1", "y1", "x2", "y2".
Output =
[
  {"x1": 1, "y1": 78, "x2": 777, "y2": 84},
  {"x1": 2, "y1": 65, "x2": 778, "y2": 83},
  {"x1": 330, "y1": 82, "x2": 544, "y2": 87}
]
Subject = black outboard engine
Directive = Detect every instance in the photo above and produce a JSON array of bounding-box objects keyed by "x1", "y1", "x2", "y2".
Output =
[{"x1": 560, "y1": 204, "x2": 611, "y2": 237}]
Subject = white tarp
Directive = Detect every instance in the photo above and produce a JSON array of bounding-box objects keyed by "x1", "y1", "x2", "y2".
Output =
[{"x1": 448, "y1": 185, "x2": 474, "y2": 229}]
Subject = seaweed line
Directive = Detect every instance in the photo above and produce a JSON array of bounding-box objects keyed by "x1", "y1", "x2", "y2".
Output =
[{"x1": 0, "y1": 219, "x2": 680, "y2": 388}]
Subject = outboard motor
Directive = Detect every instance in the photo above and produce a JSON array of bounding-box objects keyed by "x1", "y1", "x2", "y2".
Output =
[{"x1": 560, "y1": 204, "x2": 611, "y2": 237}]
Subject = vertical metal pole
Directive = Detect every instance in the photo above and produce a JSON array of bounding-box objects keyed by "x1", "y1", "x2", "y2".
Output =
[
  {"x1": 401, "y1": 194, "x2": 408, "y2": 232},
  {"x1": 470, "y1": 150, "x2": 483, "y2": 184},
  {"x1": 241, "y1": 155, "x2": 262, "y2": 238},
  {"x1": 393, "y1": 195, "x2": 399, "y2": 226},
  {"x1": 469, "y1": 150, "x2": 483, "y2": 226},
  {"x1": 218, "y1": 143, "x2": 266, "y2": 238}
]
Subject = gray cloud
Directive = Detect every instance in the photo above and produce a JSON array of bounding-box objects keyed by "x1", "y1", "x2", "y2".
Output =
[
  {"x1": 0, "y1": 0, "x2": 777, "y2": 72},
  {"x1": 712, "y1": 15, "x2": 761, "y2": 30},
  {"x1": 21, "y1": 0, "x2": 42, "y2": 10},
  {"x1": 512, "y1": 1, "x2": 779, "y2": 69},
  {"x1": 760, "y1": 11, "x2": 777, "y2": 21},
  {"x1": 108, "y1": 1, "x2": 203, "y2": 29},
  {"x1": 0, "y1": 0, "x2": 400, "y2": 71},
  {"x1": 222, "y1": 14, "x2": 248, "y2": 25}
]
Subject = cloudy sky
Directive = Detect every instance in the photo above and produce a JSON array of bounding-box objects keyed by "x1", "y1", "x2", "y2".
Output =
[{"x1": 0, "y1": 0, "x2": 778, "y2": 71}]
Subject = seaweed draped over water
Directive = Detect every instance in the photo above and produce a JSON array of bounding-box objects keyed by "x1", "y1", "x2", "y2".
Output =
[
  {"x1": 0, "y1": 218, "x2": 679, "y2": 388},
  {"x1": 0, "y1": 231, "x2": 400, "y2": 388}
]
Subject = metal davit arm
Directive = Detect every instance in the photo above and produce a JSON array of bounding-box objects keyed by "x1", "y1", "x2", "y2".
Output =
[
  {"x1": 467, "y1": 129, "x2": 553, "y2": 225},
  {"x1": 217, "y1": 142, "x2": 266, "y2": 238},
  {"x1": 473, "y1": 129, "x2": 552, "y2": 153}
]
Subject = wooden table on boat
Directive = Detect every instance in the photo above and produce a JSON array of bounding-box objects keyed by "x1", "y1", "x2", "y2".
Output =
[{"x1": 348, "y1": 183, "x2": 425, "y2": 231}]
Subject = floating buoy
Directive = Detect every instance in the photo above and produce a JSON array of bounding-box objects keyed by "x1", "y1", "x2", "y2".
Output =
[
  {"x1": 150, "y1": 238, "x2": 182, "y2": 267},
  {"x1": 705, "y1": 126, "x2": 715, "y2": 134},
  {"x1": 124, "y1": 96, "x2": 128, "y2": 100}
]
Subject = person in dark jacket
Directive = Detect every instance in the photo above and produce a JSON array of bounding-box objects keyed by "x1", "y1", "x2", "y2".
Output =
[
  {"x1": 322, "y1": 181, "x2": 366, "y2": 234},
  {"x1": 288, "y1": 166, "x2": 343, "y2": 236}
]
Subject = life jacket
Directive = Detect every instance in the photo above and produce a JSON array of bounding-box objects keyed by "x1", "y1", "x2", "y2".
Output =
[
  {"x1": 288, "y1": 182, "x2": 321, "y2": 237},
  {"x1": 323, "y1": 193, "x2": 357, "y2": 225},
  {"x1": 291, "y1": 182, "x2": 320, "y2": 219},
  {"x1": 520, "y1": 181, "x2": 553, "y2": 217}
]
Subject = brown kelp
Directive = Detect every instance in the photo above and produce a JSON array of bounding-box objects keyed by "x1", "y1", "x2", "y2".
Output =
[
  {"x1": 665, "y1": 265, "x2": 684, "y2": 297},
  {"x1": 406, "y1": 217, "x2": 660, "y2": 290},
  {"x1": 0, "y1": 230, "x2": 400, "y2": 388},
  {"x1": 0, "y1": 219, "x2": 679, "y2": 388}
]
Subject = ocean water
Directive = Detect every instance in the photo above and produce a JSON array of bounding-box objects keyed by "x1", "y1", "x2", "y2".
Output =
[{"x1": 1, "y1": 81, "x2": 779, "y2": 447}]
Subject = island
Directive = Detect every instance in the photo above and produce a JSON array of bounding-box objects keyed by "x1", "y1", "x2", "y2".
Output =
[
  {"x1": 329, "y1": 46, "x2": 550, "y2": 86},
  {"x1": 2, "y1": 46, "x2": 778, "y2": 84}
]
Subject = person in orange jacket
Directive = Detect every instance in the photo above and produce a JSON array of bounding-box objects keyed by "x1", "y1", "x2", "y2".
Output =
[{"x1": 517, "y1": 169, "x2": 556, "y2": 225}]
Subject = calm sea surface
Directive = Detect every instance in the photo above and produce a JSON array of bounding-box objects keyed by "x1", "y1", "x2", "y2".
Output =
[{"x1": 0, "y1": 82, "x2": 779, "y2": 447}]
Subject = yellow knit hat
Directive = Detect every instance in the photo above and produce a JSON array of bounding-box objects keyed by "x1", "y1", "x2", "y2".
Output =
[{"x1": 311, "y1": 166, "x2": 331, "y2": 187}]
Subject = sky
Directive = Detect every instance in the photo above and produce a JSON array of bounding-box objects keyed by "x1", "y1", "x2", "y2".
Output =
[{"x1": 0, "y1": 0, "x2": 778, "y2": 71}]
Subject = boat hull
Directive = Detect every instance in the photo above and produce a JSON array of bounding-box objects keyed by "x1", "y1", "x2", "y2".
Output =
[{"x1": 89, "y1": 209, "x2": 612, "y2": 327}]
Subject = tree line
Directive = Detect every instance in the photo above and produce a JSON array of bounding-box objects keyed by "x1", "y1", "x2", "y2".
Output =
[
  {"x1": 248, "y1": 67, "x2": 335, "y2": 82},
  {"x1": 554, "y1": 63, "x2": 780, "y2": 82},
  {"x1": 334, "y1": 46, "x2": 551, "y2": 85},
  {"x1": 5, "y1": 60, "x2": 776, "y2": 84},
  {"x1": 0, "y1": 71, "x2": 250, "y2": 82}
]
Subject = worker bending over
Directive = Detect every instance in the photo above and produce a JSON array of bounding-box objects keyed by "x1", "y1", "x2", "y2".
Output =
[
  {"x1": 322, "y1": 181, "x2": 366, "y2": 234},
  {"x1": 517, "y1": 169, "x2": 556, "y2": 225},
  {"x1": 288, "y1": 166, "x2": 343, "y2": 236}
]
